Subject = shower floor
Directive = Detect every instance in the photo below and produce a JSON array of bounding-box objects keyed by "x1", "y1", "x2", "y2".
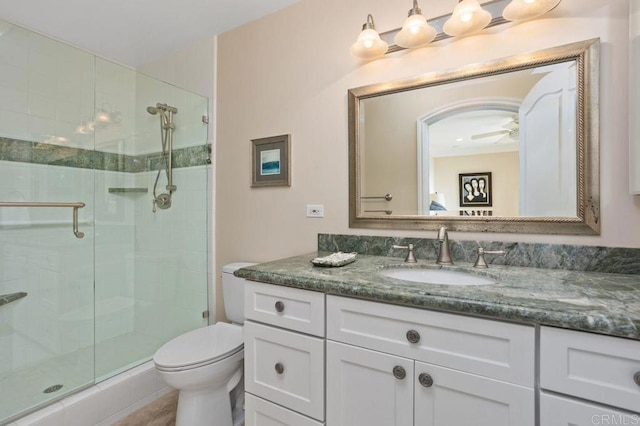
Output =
[{"x1": 0, "y1": 331, "x2": 164, "y2": 423}]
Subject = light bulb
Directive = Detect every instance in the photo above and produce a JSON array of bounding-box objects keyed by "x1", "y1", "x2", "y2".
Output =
[
  {"x1": 503, "y1": 0, "x2": 560, "y2": 21},
  {"x1": 394, "y1": 1, "x2": 437, "y2": 49},
  {"x1": 95, "y1": 110, "x2": 111, "y2": 123},
  {"x1": 350, "y1": 15, "x2": 388, "y2": 59},
  {"x1": 443, "y1": 0, "x2": 492, "y2": 37}
]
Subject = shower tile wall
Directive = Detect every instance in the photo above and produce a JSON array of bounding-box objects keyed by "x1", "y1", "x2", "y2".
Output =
[
  {"x1": 0, "y1": 23, "x2": 94, "y2": 150},
  {"x1": 133, "y1": 166, "x2": 208, "y2": 343}
]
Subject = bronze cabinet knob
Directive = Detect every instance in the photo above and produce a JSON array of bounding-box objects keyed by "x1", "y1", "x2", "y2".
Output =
[
  {"x1": 418, "y1": 373, "x2": 434, "y2": 388},
  {"x1": 393, "y1": 366, "x2": 406, "y2": 380},
  {"x1": 275, "y1": 301, "x2": 285, "y2": 313},
  {"x1": 406, "y1": 329, "x2": 421, "y2": 344},
  {"x1": 275, "y1": 363, "x2": 285, "y2": 374}
]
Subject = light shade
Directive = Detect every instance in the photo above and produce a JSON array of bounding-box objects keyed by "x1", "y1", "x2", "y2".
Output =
[
  {"x1": 394, "y1": 1, "x2": 437, "y2": 49},
  {"x1": 350, "y1": 14, "x2": 388, "y2": 59},
  {"x1": 443, "y1": 0, "x2": 492, "y2": 37},
  {"x1": 503, "y1": 0, "x2": 561, "y2": 21},
  {"x1": 430, "y1": 192, "x2": 446, "y2": 207}
]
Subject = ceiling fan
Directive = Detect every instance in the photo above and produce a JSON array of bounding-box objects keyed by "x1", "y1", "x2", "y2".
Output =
[{"x1": 470, "y1": 116, "x2": 519, "y2": 143}]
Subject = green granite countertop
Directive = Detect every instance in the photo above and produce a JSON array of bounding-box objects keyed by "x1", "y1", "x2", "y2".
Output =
[{"x1": 235, "y1": 252, "x2": 640, "y2": 340}]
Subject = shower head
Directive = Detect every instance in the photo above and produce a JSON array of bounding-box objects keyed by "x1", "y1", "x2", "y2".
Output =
[{"x1": 146, "y1": 106, "x2": 158, "y2": 115}]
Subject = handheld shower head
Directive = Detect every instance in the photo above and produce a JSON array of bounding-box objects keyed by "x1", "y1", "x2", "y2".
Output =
[{"x1": 146, "y1": 106, "x2": 158, "y2": 115}]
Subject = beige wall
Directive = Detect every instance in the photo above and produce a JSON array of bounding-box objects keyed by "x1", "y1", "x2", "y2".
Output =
[
  {"x1": 433, "y1": 152, "x2": 519, "y2": 216},
  {"x1": 216, "y1": 0, "x2": 640, "y2": 320}
]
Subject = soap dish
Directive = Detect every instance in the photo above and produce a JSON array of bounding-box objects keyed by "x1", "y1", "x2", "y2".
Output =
[{"x1": 311, "y1": 252, "x2": 357, "y2": 267}]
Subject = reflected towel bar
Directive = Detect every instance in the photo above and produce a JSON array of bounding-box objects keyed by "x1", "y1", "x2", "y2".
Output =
[
  {"x1": 362, "y1": 193, "x2": 393, "y2": 201},
  {"x1": 0, "y1": 202, "x2": 86, "y2": 239},
  {"x1": 365, "y1": 210, "x2": 393, "y2": 215}
]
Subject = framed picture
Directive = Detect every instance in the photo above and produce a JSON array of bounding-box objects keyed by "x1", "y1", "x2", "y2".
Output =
[
  {"x1": 251, "y1": 134, "x2": 291, "y2": 187},
  {"x1": 459, "y1": 172, "x2": 492, "y2": 207}
]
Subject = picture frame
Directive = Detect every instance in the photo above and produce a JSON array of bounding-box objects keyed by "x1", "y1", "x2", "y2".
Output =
[
  {"x1": 459, "y1": 172, "x2": 492, "y2": 207},
  {"x1": 251, "y1": 134, "x2": 291, "y2": 187}
]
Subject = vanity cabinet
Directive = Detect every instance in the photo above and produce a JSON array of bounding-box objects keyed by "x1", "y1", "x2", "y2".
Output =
[
  {"x1": 243, "y1": 280, "x2": 640, "y2": 426},
  {"x1": 540, "y1": 326, "x2": 640, "y2": 424},
  {"x1": 326, "y1": 295, "x2": 535, "y2": 426},
  {"x1": 244, "y1": 281, "x2": 326, "y2": 425}
]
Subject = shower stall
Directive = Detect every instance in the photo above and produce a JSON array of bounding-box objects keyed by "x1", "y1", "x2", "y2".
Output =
[{"x1": 0, "y1": 20, "x2": 210, "y2": 423}]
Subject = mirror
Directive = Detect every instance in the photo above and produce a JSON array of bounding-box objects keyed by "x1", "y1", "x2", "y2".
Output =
[{"x1": 349, "y1": 39, "x2": 600, "y2": 234}]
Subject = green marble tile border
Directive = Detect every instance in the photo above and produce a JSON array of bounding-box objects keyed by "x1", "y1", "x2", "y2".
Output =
[
  {"x1": 0, "y1": 137, "x2": 210, "y2": 172},
  {"x1": 318, "y1": 233, "x2": 640, "y2": 275}
]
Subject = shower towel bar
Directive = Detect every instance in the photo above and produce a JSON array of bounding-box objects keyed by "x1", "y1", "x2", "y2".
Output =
[
  {"x1": 0, "y1": 292, "x2": 27, "y2": 308},
  {"x1": 362, "y1": 193, "x2": 393, "y2": 201},
  {"x1": 0, "y1": 202, "x2": 86, "y2": 239}
]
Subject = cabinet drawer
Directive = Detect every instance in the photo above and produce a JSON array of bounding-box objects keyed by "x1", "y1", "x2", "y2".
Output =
[
  {"x1": 245, "y1": 281, "x2": 325, "y2": 336},
  {"x1": 540, "y1": 326, "x2": 640, "y2": 413},
  {"x1": 244, "y1": 321, "x2": 325, "y2": 421},
  {"x1": 327, "y1": 295, "x2": 535, "y2": 387},
  {"x1": 245, "y1": 393, "x2": 324, "y2": 426},
  {"x1": 540, "y1": 392, "x2": 639, "y2": 425}
]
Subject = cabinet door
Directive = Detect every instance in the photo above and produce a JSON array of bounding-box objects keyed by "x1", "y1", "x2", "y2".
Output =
[
  {"x1": 326, "y1": 341, "x2": 413, "y2": 426},
  {"x1": 540, "y1": 392, "x2": 640, "y2": 426},
  {"x1": 414, "y1": 362, "x2": 534, "y2": 426}
]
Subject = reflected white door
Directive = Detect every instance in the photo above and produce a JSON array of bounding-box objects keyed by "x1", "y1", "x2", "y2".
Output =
[{"x1": 519, "y1": 64, "x2": 577, "y2": 216}]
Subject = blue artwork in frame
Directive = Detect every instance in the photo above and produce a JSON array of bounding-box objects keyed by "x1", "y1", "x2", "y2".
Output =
[{"x1": 251, "y1": 134, "x2": 291, "y2": 187}]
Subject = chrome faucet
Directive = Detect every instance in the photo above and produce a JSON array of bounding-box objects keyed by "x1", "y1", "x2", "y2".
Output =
[
  {"x1": 436, "y1": 227, "x2": 453, "y2": 265},
  {"x1": 392, "y1": 243, "x2": 417, "y2": 263},
  {"x1": 473, "y1": 247, "x2": 505, "y2": 268}
]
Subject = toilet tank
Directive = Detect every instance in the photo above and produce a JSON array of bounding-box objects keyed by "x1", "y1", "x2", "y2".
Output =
[{"x1": 222, "y1": 262, "x2": 257, "y2": 324}]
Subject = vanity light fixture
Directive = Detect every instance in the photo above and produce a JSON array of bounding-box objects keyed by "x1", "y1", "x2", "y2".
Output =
[
  {"x1": 443, "y1": 0, "x2": 492, "y2": 37},
  {"x1": 394, "y1": 0, "x2": 437, "y2": 49},
  {"x1": 353, "y1": 0, "x2": 562, "y2": 59},
  {"x1": 350, "y1": 14, "x2": 389, "y2": 59},
  {"x1": 502, "y1": 0, "x2": 561, "y2": 21}
]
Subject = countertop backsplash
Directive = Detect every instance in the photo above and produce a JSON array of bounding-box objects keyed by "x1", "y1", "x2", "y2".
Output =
[{"x1": 318, "y1": 234, "x2": 640, "y2": 276}]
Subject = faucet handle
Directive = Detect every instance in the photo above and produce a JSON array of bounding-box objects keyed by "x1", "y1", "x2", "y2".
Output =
[
  {"x1": 392, "y1": 244, "x2": 417, "y2": 263},
  {"x1": 473, "y1": 247, "x2": 505, "y2": 268}
]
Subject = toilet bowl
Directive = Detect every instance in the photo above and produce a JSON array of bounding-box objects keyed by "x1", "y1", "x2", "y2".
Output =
[{"x1": 153, "y1": 262, "x2": 255, "y2": 426}]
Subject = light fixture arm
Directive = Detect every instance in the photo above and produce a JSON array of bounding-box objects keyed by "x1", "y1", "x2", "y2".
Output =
[
  {"x1": 362, "y1": 14, "x2": 375, "y2": 30},
  {"x1": 408, "y1": 0, "x2": 421, "y2": 17}
]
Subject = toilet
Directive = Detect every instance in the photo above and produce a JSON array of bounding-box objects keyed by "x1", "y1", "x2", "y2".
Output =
[{"x1": 153, "y1": 262, "x2": 256, "y2": 426}]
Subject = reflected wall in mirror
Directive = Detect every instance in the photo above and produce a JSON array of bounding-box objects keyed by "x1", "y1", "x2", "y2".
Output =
[{"x1": 349, "y1": 39, "x2": 600, "y2": 234}]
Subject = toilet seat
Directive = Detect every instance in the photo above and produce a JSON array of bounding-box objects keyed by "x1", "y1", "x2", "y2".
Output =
[{"x1": 154, "y1": 322, "x2": 243, "y2": 372}]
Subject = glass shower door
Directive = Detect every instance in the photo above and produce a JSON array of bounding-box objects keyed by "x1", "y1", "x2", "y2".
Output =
[
  {"x1": 93, "y1": 59, "x2": 209, "y2": 380},
  {"x1": 0, "y1": 20, "x2": 96, "y2": 423}
]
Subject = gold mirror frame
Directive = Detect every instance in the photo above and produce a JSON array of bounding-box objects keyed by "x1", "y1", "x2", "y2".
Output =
[{"x1": 349, "y1": 39, "x2": 600, "y2": 235}]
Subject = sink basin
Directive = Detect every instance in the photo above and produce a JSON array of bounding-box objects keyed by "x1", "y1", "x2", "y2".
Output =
[{"x1": 380, "y1": 268, "x2": 495, "y2": 286}]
